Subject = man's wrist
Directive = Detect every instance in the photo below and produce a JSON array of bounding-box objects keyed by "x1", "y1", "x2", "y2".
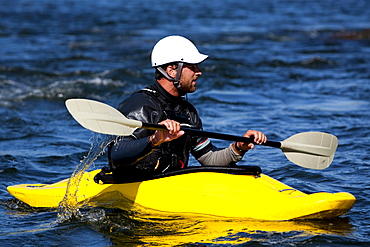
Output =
[
  {"x1": 149, "y1": 135, "x2": 158, "y2": 147},
  {"x1": 233, "y1": 142, "x2": 247, "y2": 154}
]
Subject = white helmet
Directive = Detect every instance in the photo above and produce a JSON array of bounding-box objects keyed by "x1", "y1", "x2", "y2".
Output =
[{"x1": 151, "y1": 35, "x2": 208, "y2": 67}]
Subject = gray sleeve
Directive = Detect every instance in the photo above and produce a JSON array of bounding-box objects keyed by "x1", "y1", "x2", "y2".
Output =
[{"x1": 197, "y1": 143, "x2": 244, "y2": 166}]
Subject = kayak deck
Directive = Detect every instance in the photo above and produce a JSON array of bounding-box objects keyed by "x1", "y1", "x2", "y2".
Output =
[{"x1": 7, "y1": 166, "x2": 355, "y2": 221}]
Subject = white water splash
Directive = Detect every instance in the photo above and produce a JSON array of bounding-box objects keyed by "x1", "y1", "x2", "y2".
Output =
[{"x1": 56, "y1": 133, "x2": 115, "y2": 222}]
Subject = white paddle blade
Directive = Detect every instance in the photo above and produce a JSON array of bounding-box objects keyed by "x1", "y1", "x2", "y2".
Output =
[
  {"x1": 65, "y1": 99, "x2": 142, "y2": 136},
  {"x1": 281, "y1": 132, "x2": 338, "y2": 170}
]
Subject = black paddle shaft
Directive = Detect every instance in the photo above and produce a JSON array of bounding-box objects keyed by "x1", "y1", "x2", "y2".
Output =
[{"x1": 142, "y1": 122, "x2": 281, "y2": 149}]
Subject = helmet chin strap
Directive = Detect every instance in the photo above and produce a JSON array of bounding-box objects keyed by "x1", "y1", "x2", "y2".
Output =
[{"x1": 157, "y1": 62, "x2": 184, "y2": 91}]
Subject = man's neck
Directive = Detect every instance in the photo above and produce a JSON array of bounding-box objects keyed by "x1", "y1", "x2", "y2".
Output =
[{"x1": 157, "y1": 79, "x2": 181, "y2": 97}]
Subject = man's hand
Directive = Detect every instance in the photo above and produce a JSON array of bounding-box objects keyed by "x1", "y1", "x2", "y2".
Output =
[
  {"x1": 234, "y1": 130, "x2": 267, "y2": 154},
  {"x1": 149, "y1": 119, "x2": 185, "y2": 146}
]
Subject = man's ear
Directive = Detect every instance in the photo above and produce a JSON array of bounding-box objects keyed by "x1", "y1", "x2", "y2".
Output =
[{"x1": 166, "y1": 65, "x2": 177, "y2": 79}]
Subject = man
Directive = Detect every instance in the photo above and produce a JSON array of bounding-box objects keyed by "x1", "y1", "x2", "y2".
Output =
[{"x1": 107, "y1": 35, "x2": 267, "y2": 182}]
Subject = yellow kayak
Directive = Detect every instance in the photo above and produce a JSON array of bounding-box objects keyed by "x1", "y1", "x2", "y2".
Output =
[{"x1": 7, "y1": 166, "x2": 355, "y2": 221}]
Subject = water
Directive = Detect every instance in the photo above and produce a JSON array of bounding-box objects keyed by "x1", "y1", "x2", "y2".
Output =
[{"x1": 1, "y1": 0, "x2": 369, "y2": 245}]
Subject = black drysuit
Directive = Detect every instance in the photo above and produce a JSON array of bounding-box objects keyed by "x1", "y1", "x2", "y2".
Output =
[{"x1": 108, "y1": 81, "x2": 243, "y2": 182}]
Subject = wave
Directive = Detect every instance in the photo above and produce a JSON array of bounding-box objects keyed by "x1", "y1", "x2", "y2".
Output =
[
  {"x1": 0, "y1": 67, "x2": 149, "y2": 107},
  {"x1": 0, "y1": 78, "x2": 107, "y2": 107},
  {"x1": 331, "y1": 29, "x2": 370, "y2": 40},
  {"x1": 256, "y1": 56, "x2": 335, "y2": 68}
]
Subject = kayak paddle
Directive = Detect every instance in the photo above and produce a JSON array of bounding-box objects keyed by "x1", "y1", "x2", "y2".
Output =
[{"x1": 65, "y1": 99, "x2": 338, "y2": 170}]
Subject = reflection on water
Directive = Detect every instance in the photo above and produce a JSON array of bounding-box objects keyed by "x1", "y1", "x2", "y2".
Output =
[{"x1": 83, "y1": 205, "x2": 355, "y2": 246}]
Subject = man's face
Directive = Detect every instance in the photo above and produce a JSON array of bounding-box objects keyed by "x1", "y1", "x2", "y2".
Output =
[{"x1": 179, "y1": 64, "x2": 202, "y2": 93}]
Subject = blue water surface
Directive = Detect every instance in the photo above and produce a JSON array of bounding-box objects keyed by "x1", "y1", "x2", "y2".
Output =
[{"x1": 1, "y1": 0, "x2": 370, "y2": 246}]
